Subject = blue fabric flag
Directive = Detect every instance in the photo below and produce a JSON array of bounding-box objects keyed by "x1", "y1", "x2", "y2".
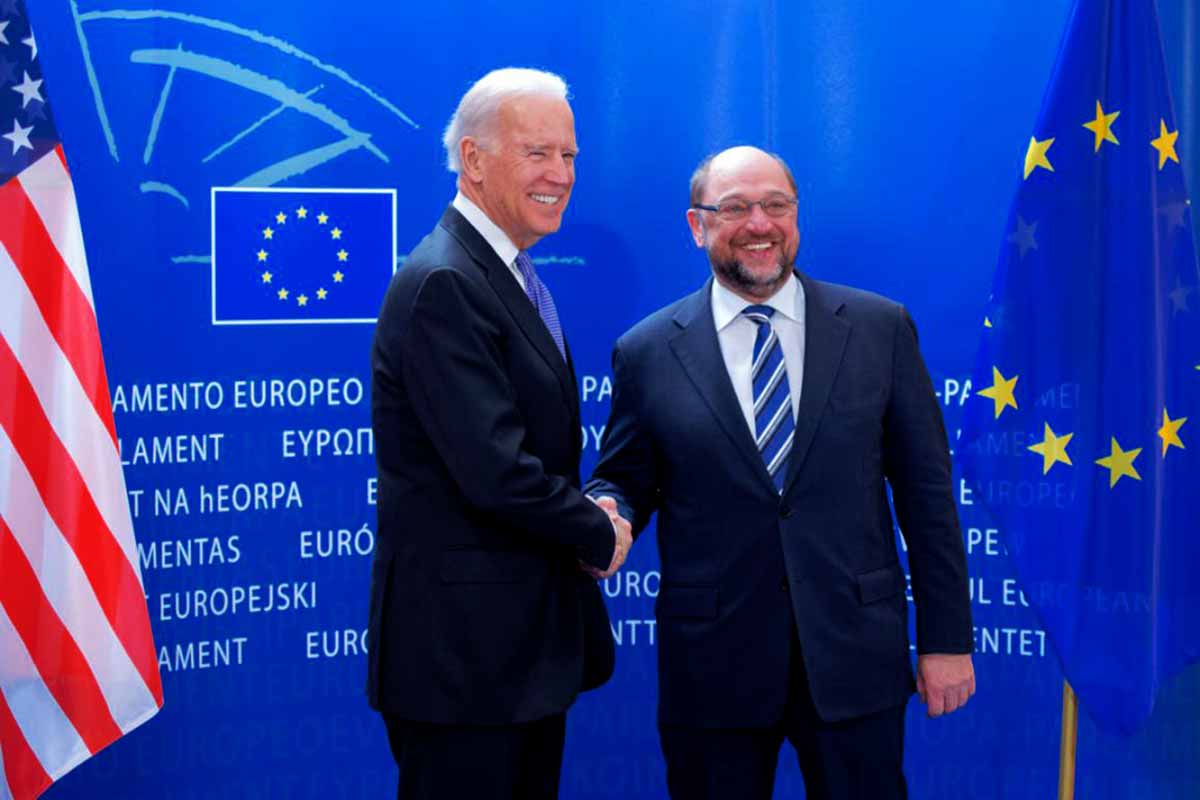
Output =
[
  {"x1": 958, "y1": 0, "x2": 1200, "y2": 734},
  {"x1": 212, "y1": 188, "x2": 395, "y2": 324}
]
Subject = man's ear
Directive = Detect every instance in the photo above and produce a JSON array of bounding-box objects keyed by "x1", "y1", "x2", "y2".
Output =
[
  {"x1": 685, "y1": 209, "x2": 707, "y2": 249},
  {"x1": 459, "y1": 137, "x2": 485, "y2": 184}
]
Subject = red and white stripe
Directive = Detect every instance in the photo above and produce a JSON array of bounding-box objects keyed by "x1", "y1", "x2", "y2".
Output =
[{"x1": 0, "y1": 147, "x2": 163, "y2": 800}]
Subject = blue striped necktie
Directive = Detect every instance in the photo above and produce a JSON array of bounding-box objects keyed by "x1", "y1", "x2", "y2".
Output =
[
  {"x1": 742, "y1": 305, "x2": 795, "y2": 492},
  {"x1": 515, "y1": 251, "x2": 565, "y2": 360}
]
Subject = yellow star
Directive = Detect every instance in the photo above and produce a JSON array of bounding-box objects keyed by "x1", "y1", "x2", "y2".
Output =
[
  {"x1": 261, "y1": 271, "x2": 272, "y2": 283},
  {"x1": 317, "y1": 212, "x2": 329, "y2": 224},
  {"x1": 276, "y1": 212, "x2": 287, "y2": 224},
  {"x1": 1082, "y1": 100, "x2": 1120, "y2": 152},
  {"x1": 331, "y1": 227, "x2": 343, "y2": 240},
  {"x1": 316, "y1": 287, "x2": 328, "y2": 300},
  {"x1": 1024, "y1": 136, "x2": 1055, "y2": 180},
  {"x1": 976, "y1": 366, "x2": 1019, "y2": 419},
  {"x1": 296, "y1": 206, "x2": 308, "y2": 219},
  {"x1": 1027, "y1": 422, "x2": 1074, "y2": 474},
  {"x1": 256, "y1": 249, "x2": 268, "y2": 262},
  {"x1": 333, "y1": 271, "x2": 344, "y2": 283},
  {"x1": 297, "y1": 294, "x2": 308, "y2": 307},
  {"x1": 1151, "y1": 119, "x2": 1180, "y2": 170},
  {"x1": 277, "y1": 287, "x2": 289, "y2": 300},
  {"x1": 337, "y1": 249, "x2": 349, "y2": 262},
  {"x1": 1158, "y1": 408, "x2": 1186, "y2": 456},
  {"x1": 1095, "y1": 437, "x2": 1142, "y2": 488},
  {"x1": 983, "y1": 317, "x2": 993, "y2": 329},
  {"x1": 262, "y1": 227, "x2": 274, "y2": 240}
]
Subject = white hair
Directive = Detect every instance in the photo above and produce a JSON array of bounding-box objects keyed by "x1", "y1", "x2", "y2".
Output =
[{"x1": 442, "y1": 67, "x2": 569, "y2": 173}]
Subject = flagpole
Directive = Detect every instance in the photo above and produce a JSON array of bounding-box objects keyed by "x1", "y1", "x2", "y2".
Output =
[{"x1": 1057, "y1": 680, "x2": 1078, "y2": 800}]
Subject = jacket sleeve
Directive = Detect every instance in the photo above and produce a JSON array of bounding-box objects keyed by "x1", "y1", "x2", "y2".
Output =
[
  {"x1": 883, "y1": 307, "x2": 973, "y2": 654},
  {"x1": 390, "y1": 266, "x2": 615, "y2": 570},
  {"x1": 585, "y1": 339, "x2": 661, "y2": 538}
]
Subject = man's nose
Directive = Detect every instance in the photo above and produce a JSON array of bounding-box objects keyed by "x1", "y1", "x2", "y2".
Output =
[
  {"x1": 545, "y1": 155, "x2": 572, "y2": 185},
  {"x1": 743, "y1": 202, "x2": 773, "y2": 229}
]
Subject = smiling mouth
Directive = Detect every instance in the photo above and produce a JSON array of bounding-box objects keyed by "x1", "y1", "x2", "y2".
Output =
[
  {"x1": 530, "y1": 193, "x2": 561, "y2": 206},
  {"x1": 741, "y1": 241, "x2": 775, "y2": 251}
]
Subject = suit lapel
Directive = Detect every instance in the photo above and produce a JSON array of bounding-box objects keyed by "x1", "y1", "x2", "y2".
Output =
[
  {"x1": 668, "y1": 280, "x2": 777, "y2": 491},
  {"x1": 439, "y1": 207, "x2": 574, "y2": 404},
  {"x1": 564, "y1": 340, "x2": 583, "y2": 456},
  {"x1": 782, "y1": 274, "x2": 850, "y2": 493}
]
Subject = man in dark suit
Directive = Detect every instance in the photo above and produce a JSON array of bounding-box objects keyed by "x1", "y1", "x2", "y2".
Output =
[
  {"x1": 586, "y1": 146, "x2": 974, "y2": 800},
  {"x1": 368, "y1": 67, "x2": 631, "y2": 800}
]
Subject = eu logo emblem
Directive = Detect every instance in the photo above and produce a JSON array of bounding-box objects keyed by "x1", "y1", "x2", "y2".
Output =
[{"x1": 211, "y1": 187, "x2": 395, "y2": 325}]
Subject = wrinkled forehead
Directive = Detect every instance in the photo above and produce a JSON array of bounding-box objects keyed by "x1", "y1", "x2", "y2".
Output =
[
  {"x1": 495, "y1": 94, "x2": 576, "y2": 141},
  {"x1": 703, "y1": 154, "x2": 792, "y2": 201}
]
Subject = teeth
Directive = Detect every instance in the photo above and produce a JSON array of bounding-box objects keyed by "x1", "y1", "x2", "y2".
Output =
[
  {"x1": 743, "y1": 242, "x2": 772, "y2": 251},
  {"x1": 530, "y1": 194, "x2": 559, "y2": 205}
]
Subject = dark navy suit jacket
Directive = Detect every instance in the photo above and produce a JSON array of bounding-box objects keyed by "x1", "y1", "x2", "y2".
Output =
[
  {"x1": 367, "y1": 206, "x2": 615, "y2": 725},
  {"x1": 586, "y1": 272, "x2": 972, "y2": 727}
]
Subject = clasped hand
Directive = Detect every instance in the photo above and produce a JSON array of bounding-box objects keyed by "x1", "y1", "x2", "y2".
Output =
[{"x1": 581, "y1": 495, "x2": 631, "y2": 579}]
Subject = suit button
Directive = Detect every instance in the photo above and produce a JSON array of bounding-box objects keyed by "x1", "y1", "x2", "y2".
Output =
[
  {"x1": 779, "y1": 578, "x2": 789, "y2": 592},
  {"x1": 779, "y1": 504, "x2": 793, "y2": 519}
]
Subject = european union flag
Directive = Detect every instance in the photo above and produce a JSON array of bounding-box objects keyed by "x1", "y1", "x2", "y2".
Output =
[
  {"x1": 212, "y1": 188, "x2": 395, "y2": 324},
  {"x1": 958, "y1": 0, "x2": 1200, "y2": 734}
]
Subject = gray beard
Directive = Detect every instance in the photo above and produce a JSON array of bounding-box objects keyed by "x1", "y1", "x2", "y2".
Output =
[{"x1": 710, "y1": 253, "x2": 791, "y2": 297}]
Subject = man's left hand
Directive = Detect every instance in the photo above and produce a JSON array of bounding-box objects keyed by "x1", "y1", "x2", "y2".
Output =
[{"x1": 916, "y1": 653, "x2": 975, "y2": 717}]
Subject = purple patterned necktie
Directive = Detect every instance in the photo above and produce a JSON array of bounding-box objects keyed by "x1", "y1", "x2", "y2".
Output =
[{"x1": 514, "y1": 251, "x2": 565, "y2": 360}]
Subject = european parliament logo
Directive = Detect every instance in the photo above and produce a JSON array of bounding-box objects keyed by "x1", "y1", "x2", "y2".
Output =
[{"x1": 211, "y1": 187, "x2": 395, "y2": 325}]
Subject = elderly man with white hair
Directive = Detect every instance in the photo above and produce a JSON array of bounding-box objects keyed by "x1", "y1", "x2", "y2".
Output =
[{"x1": 367, "y1": 67, "x2": 631, "y2": 799}]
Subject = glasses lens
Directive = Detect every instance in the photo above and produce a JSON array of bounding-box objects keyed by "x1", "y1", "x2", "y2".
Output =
[
  {"x1": 717, "y1": 201, "x2": 750, "y2": 221},
  {"x1": 763, "y1": 199, "x2": 794, "y2": 216}
]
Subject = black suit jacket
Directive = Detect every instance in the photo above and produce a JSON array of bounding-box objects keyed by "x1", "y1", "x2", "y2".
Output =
[
  {"x1": 367, "y1": 206, "x2": 615, "y2": 725},
  {"x1": 586, "y1": 273, "x2": 972, "y2": 727}
]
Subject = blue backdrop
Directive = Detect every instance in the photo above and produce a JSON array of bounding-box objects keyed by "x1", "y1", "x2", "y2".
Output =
[{"x1": 26, "y1": 1, "x2": 1200, "y2": 797}]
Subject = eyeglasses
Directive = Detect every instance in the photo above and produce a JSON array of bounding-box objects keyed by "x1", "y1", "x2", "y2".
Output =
[{"x1": 692, "y1": 196, "x2": 797, "y2": 222}]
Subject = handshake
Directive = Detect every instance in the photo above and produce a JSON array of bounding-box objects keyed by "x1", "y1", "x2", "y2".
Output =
[{"x1": 582, "y1": 495, "x2": 632, "y2": 580}]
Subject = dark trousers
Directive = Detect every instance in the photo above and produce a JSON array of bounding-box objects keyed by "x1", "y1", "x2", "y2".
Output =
[
  {"x1": 660, "y1": 643, "x2": 908, "y2": 800},
  {"x1": 384, "y1": 712, "x2": 566, "y2": 800}
]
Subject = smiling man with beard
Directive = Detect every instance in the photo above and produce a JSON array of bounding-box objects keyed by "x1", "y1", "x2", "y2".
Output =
[{"x1": 586, "y1": 145, "x2": 975, "y2": 800}]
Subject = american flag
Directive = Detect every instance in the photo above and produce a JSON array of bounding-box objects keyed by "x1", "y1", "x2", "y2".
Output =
[{"x1": 0, "y1": 3, "x2": 163, "y2": 798}]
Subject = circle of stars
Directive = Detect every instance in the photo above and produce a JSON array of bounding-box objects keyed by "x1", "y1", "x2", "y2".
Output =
[
  {"x1": 254, "y1": 203, "x2": 350, "y2": 310},
  {"x1": 984, "y1": 95, "x2": 1192, "y2": 490}
]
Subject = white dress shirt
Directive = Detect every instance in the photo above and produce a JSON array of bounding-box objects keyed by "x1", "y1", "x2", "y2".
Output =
[
  {"x1": 710, "y1": 273, "x2": 806, "y2": 437},
  {"x1": 452, "y1": 191, "x2": 525, "y2": 289}
]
